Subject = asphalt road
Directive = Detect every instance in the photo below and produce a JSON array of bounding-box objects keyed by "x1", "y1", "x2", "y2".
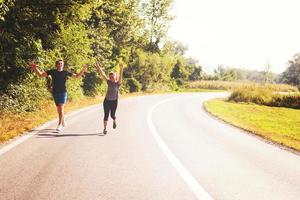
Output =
[{"x1": 0, "y1": 93, "x2": 300, "y2": 200}]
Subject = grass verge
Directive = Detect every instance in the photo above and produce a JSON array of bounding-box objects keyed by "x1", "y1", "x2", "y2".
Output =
[
  {"x1": 204, "y1": 99, "x2": 300, "y2": 151},
  {"x1": 0, "y1": 96, "x2": 104, "y2": 144}
]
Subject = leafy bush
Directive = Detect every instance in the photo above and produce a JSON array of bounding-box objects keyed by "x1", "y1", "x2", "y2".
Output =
[
  {"x1": 82, "y1": 72, "x2": 102, "y2": 97},
  {"x1": 229, "y1": 85, "x2": 300, "y2": 109},
  {"x1": 229, "y1": 87, "x2": 273, "y2": 105},
  {"x1": 125, "y1": 78, "x2": 142, "y2": 93},
  {"x1": 175, "y1": 78, "x2": 186, "y2": 86},
  {"x1": 0, "y1": 79, "x2": 50, "y2": 112},
  {"x1": 270, "y1": 93, "x2": 300, "y2": 109}
]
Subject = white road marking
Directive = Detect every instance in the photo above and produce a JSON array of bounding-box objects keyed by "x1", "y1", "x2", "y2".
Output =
[{"x1": 147, "y1": 96, "x2": 213, "y2": 200}]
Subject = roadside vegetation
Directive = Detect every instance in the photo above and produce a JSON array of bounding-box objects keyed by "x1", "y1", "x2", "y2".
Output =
[
  {"x1": 0, "y1": 96, "x2": 103, "y2": 144},
  {"x1": 187, "y1": 80, "x2": 298, "y2": 92},
  {"x1": 205, "y1": 99, "x2": 300, "y2": 151},
  {"x1": 229, "y1": 87, "x2": 300, "y2": 109},
  {"x1": 202, "y1": 53, "x2": 300, "y2": 151}
]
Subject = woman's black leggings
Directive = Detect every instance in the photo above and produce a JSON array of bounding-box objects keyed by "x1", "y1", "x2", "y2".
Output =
[{"x1": 103, "y1": 99, "x2": 118, "y2": 121}]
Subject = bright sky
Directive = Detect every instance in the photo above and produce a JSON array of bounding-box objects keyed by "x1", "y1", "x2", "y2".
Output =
[{"x1": 168, "y1": 0, "x2": 300, "y2": 74}]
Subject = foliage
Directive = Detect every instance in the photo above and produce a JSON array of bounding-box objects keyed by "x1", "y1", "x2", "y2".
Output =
[
  {"x1": 82, "y1": 72, "x2": 104, "y2": 97},
  {"x1": 143, "y1": 0, "x2": 174, "y2": 52},
  {"x1": 229, "y1": 86, "x2": 300, "y2": 109},
  {"x1": 189, "y1": 67, "x2": 203, "y2": 81},
  {"x1": 205, "y1": 66, "x2": 278, "y2": 83},
  {"x1": 171, "y1": 59, "x2": 188, "y2": 80},
  {"x1": 125, "y1": 50, "x2": 175, "y2": 91},
  {"x1": 0, "y1": 0, "x2": 188, "y2": 112},
  {"x1": 125, "y1": 77, "x2": 142, "y2": 93},
  {"x1": 214, "y1": 65, "x2": 237, "y2": 81},
  {"x1": 0, "y1": 76, "x2": 50, "y2": 112},
  {"x1": 280, "y1": 53, "x2": 300, "y2": 88}
]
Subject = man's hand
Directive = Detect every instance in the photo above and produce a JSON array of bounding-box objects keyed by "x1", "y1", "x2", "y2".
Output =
[
  {"x1": 119, "y1": 63, "x2": 124, "y2": 70},
  {"x1": 29, "y1": 61, "x2": 38, "y2": 70},
  {"x1": 28, "y1": 60, "x2": 47, "y2": 77},
  {"x1": 82, "y1": 64, "x2": 88, "y2": 73}
]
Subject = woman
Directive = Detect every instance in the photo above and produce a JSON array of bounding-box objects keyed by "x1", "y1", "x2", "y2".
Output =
[
  {"x1": 95, "y1": 61, "x2": 123, "y2": 134},
  {"x1": 29, "y1": 60, "x2": 87, "y2": 131}
]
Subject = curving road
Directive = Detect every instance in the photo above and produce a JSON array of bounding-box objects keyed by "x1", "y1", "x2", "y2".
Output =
[{"x1": 0, "y1": 93, "x2": 300, "y2": 200}]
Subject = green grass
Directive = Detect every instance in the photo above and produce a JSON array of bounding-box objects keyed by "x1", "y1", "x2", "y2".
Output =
[{"x1": 204, "y1": 99, "x2": 300, "y2": 151}]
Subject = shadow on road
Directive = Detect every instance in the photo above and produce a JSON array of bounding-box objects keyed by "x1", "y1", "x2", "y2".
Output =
[
  {"x1": 36, "y1": 133, "x2": 105, "y2": 138},
  {"x1": 28, "y1": 128, "x2": 57, "y2": 133}
]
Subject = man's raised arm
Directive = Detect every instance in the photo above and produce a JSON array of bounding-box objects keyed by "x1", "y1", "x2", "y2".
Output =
[{"x1": 29, "y1": 61, "x2": 48, "y2": 78}]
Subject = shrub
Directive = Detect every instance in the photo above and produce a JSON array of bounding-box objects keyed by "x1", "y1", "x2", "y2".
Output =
[
  {"x1": 229, "y1": 87, "x2": 273, "y2": 105},
  {"x1": 125, "y1": 78, "x2": 142, "y2": 93},
  {"x1": 175, "y1": 78, "x2": 186, "y2": 86},
  {"x1": 229, "y1": 85, "x2": 300, "y2": 109},
  {"x1": 82, "y1": 72, "x2": 102, "y2": 97},
  {"x1": 270, "y1": 93, "x2": 300, "y2": 109},
  {"x1": 0, "y1": 80, "x2": 50, "y2": 113}
]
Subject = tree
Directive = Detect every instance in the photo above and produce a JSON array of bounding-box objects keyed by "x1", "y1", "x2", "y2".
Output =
[
  {"x1": 264, "y1": 60, "x2": 274, "y2": 84},
  {"x1": 143, "y1": 0, "x2": 174, "y2": 53},
  {"x1": 171, "y1": 59, "x2": 188, "y2": 80},
  {"x1": 189, "y1": 66, "x2": 203, "y2": 81},
  {"x1": 162, "y1": 40, "x2": 187, "y2": 56},
  {"x1": 214, "y1": 65, "x2": 237, "y2": 81},
  {"x1": 280, "y1": 53, "x2": 300, "y2": 87}
]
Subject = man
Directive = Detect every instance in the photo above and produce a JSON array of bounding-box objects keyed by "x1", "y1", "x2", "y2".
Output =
[
  {"x1": 29, "y1": 59, "x2": 87, "y2": 131},
  {"x1": 95, "y1": 61, "x2": 123, "y2": 134}
]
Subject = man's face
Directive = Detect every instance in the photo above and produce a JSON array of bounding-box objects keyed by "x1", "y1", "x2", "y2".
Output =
[{"x1": 56, "y1": 61, "x2": 64, "y2": 71}]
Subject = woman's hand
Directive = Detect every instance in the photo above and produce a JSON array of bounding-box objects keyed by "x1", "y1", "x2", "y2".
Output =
[
  {"x1": 95, "y1": 61, "x2": 101, "y2": 70},
  {"x1": 119, "y1": 63, "x2": 124, "y2": 70}
]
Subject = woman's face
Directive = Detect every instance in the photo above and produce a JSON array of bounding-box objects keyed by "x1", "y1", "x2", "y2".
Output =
[{"x1": 109, "y1": 73, "x2": 117, "y2": 82}]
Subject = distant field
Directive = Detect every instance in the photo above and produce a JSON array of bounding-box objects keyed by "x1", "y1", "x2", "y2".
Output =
[
  {"x1": 187, "y1": 80, "x2": 298, "y2": 92},
  {"x1": 204, "y1": 99, "x2": 300, "y2": 151}
]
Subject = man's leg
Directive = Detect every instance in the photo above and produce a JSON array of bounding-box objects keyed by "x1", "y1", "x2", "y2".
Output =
[
  {"x1": 53, "y1": 92, "x2": 67, "y2": 131},
  {"x1": 56, "y1": 104, "x2": 64, "y2": 130}
]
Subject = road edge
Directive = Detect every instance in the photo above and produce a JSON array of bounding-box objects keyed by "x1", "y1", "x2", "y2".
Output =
[
  {"x1": 0, "y1": 103, "x2": 100, "y2": 156},
  {"x1": 202, "y1": 98, "x2": 300, "y2": 156}
]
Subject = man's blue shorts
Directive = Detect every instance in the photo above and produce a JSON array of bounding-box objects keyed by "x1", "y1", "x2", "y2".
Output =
[{"x1": 52, "y1": 92, "x2": 67, "y2": 106}]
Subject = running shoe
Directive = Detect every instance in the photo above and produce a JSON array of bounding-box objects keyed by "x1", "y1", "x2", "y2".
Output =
[
  {"x1": 113, "y1": 121, "x2": 117, "y2": 129},
  {"x1": 56, "y1": 125, "x2": 62, "y2": 132}
]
